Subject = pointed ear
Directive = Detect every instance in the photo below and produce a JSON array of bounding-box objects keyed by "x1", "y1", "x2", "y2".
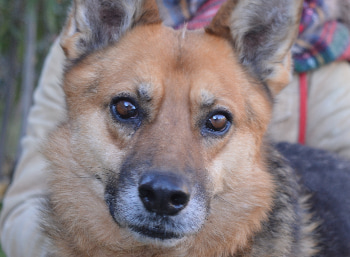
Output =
[
  {"x1": 60, "y1": 0, "x2": 161, "y2": 61},
  {"x1": 206, "y1": 0, "x2": 302, "y2": 95}
]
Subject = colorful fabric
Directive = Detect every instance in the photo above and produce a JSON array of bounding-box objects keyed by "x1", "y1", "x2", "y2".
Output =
[
  {"x1": 174, "y1": 0, "x2": 224, "y2": 30},
  {"x1": 293, "y1": 0, "x2": 350, "y2": 72},
  {"x1": 162, "y1": 0, "x2": 207, "y2": 27},
  {"x1": 164, "y1": 0, "x2": 350, "y2": 73}
]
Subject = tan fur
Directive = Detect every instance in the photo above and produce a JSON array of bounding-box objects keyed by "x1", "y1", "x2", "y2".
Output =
[
  {"x1": 42, "y1": 0, "x2": 314, "y2": 256},
  {"x1": 44, "y1": 25, "x2": 274, "y2": 256}
]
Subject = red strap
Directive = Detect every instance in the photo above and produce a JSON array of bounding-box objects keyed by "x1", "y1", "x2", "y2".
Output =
[{"x1": 298, "y1": 73, "x2": 308, "y2": 145}]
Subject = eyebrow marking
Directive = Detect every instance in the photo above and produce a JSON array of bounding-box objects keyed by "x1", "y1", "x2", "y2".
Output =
[
  {"x1": 200, "y1": 90, "x2": 216, "y2": 108},
  {"x1": 137, "y1": 83, "x2": 153, "y2": 102}
]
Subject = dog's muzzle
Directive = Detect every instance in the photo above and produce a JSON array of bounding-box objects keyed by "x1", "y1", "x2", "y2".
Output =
[
  {"x1": 138, "y1": 172, "x2": 190, "y2": 216},
  {"x1": 105, "y1": 169, "x2": 208, "y2": 243}
]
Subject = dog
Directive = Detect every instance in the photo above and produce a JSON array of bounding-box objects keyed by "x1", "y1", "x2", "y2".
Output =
[{"x1": 41, "y1": 0, "x2": 350, "y2": 256}]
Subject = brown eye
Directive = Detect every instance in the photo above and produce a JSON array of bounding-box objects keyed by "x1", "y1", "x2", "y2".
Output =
[
  {"x1": 207, "y1": 114, "x2": 228, "y2": 132},
  {"x1": 115, "y1": 100, "x2": 138, "y2": 119},
  {"x1": 202, "y1": 111, "x2": 232, "y2": 136},
  {"x1": 110, "y1": 97, "x2": 139, "y2": 122},
  {"x1": 208, "y1": 114, "x2": 228, "y2": 131}
]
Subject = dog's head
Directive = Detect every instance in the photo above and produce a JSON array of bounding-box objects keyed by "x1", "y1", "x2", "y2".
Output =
[{"x1": 49, "y1": 0, "x2": 302, "y2": 254}]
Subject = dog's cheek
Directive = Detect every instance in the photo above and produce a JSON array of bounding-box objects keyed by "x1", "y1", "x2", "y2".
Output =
[
  {"x1": 206, "y1": 157, "x2": 225, "y2": 195},
  {"x1": 200, "y1": 131, "x2": 274, "y2": 251},
  {"x1": 207, "y1": 129, "x2": 273, "y2": 199},
  {"x1": 70, "y1": 110, "x2": 128, "y2": 177}
]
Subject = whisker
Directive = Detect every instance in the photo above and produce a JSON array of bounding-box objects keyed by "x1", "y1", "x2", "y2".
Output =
[
  {"x1": 73, "y1": 176, "x2": 92, "y2": 179},
  {"x1": 215, "y1": 195, "x2": 237, "y2": 208}
]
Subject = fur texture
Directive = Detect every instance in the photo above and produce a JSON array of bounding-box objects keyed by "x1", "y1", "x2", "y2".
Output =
[
  {"x1": 277, "y1": 142, "x2": 350, "y2": 256},
  {"x1": 40, "y1": 0, "x2": 349, "y2": 256}
]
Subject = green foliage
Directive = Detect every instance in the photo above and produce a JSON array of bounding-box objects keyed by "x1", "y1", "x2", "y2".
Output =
[
  {"x1": 0, "y1": 244, "x2": 5, "y2": 257},
  {"x1": 0, "y1": 0, "x2": 21, "y2": 54},
  {"x1": 0, "y1": 0, "x2": 70, "y2": 74},
  {"x1": 0, "y1": 0, "x2": 70, "y2": 47},
  {"x1": 0, "y1": 0, "x2": 71, "y2": 181},
  {"x1": 0, "y1": 203, "x2": 5, "y2": 256},
  {"x1": 0, "y1": 0, "x2": 70, "y2": 66}
]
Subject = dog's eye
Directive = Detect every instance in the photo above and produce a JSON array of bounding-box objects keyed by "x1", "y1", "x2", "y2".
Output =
[
  {"x1": 202, "y1": 111, "x2": 232, "y2": 136},
  {"x1": 116, "y1": 100, "x2": 138, "y2": 119},
  {"x1": 110, "y1": 98, "x2": 139, "y2": 121},
  {"x1": 207, "y1": 114, "x2": 228, "y2": 132}
]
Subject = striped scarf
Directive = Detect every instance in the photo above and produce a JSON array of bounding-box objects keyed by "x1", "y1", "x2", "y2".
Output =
[{"x1": 163, "y1": 0, "x2": 350, "y2": 73}]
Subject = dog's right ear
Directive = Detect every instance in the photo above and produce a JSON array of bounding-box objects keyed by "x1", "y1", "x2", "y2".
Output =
[
  {"x1": 206, "y1": 0, "x2": 303, "y2": 96},
  {"x1": 60, "y1": 0, "x2": 161, "y2": 60}
]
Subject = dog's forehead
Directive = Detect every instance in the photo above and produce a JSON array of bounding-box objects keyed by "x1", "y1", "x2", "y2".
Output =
[
  {"x1": 64, "y1": 24, "x2": 254, "y2": 120},
  {"x1": 94, "y1": 25, "x2": 248, "y2": 106}
]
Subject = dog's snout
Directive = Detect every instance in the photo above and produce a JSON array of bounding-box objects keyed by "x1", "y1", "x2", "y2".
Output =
[{"x1": 138, "y1": 173, "x2": 190, "y2": 216}]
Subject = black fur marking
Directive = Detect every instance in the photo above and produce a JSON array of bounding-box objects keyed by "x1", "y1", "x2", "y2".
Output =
[
  {"x1": 248, "y1": 144, "x2": 310, "y2": 256},
  {"x1": 100, "y1": 2, "x2": 125, "y2": 27},
  {"x1": 261, "y1": 82, "x2": 273, "y2": 103},
  {"x1": 276, "y1": 142, "x2": 350, "y2": 256}
]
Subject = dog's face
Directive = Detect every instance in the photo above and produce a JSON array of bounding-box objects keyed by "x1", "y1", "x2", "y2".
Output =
[
  {"x1": 46, "y1": 0, "x2": 302, "y2": 255},
  {"x1": 64, "y1": 25, "x2": 274, "y2": 244}
]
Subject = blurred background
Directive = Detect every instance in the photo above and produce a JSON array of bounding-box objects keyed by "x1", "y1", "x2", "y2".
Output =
[{"x1": 0, "y1": 0, "x2": 70, "y2": 200}]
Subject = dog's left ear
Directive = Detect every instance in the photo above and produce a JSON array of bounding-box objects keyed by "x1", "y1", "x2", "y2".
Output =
[
  {"x1": 206, "y1": 0, "x2": 303, "y2": 95},
  {"x1": 61, "y1": 0, "x2": 161, "y2": 61}
]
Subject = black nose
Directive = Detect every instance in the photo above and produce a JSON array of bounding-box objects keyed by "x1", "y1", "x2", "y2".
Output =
[{"x1": 138, "y1": 172, "x2": 190, "y2": 216}]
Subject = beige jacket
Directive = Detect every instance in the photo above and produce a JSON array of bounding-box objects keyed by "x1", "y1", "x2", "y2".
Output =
[{"x1": 1, "y1": 38, "x2": 350, "y2": 256}]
